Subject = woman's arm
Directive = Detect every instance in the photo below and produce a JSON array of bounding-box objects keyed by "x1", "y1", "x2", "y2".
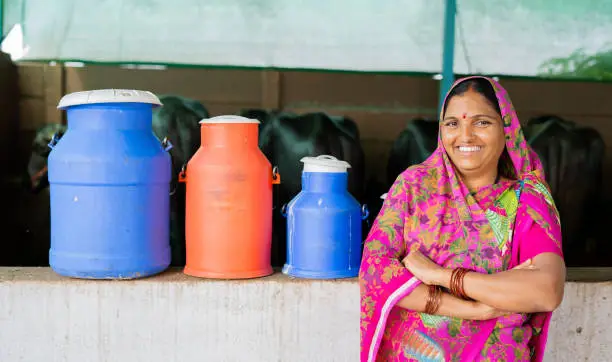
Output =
[
  {"x1": 435, "y1": 252, "x2": 566, "y2": 313},
  {"x1": 397, "y1": 283, "x2": 506, "y2": 320},
  {"x1": 360, "y1": 177, "x2": 503, "y2": 329},
  {"x1": 403, "y1": 202, "x2": 566, "y2": 315}
]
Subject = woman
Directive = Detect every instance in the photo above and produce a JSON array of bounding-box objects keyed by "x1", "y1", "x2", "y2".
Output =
[{"x1": 359, "y1": 76, "x2": 566, "y2": 362}]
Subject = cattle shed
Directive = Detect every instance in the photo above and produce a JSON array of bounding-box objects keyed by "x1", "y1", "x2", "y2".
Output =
[
  {"x1": 8, "y1": 63, "x2": 612, "y2": 190},
  {"x1": 1, "y1": 58, "x2": 611, "y2": 362},
  {"x1": 1, "y1": 1, "x2": 612, "y2": 361},
  {"x1": 5, "y1": 61, "x2": 612, "y2": 263}
]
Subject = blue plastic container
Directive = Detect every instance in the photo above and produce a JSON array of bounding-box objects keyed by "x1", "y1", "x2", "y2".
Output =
[
  {"x1": 48, "y1": 89, "x2": 172, "y2": 279},
  {"x1": 282, "y1": 155, "x2": 368, "y2": 279}
]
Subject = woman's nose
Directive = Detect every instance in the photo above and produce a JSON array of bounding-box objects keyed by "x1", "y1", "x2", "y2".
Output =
[{"x1": 459, "y1": 124, "x2": 475, "y2": 142}]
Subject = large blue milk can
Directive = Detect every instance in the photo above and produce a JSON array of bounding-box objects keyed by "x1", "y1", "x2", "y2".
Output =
[
  {"x1": 48, "y1": 89, "x2": 172, "y2": 279},
  {"x1": 282, "y1": 155, "x2": 368, "y2": 279}
]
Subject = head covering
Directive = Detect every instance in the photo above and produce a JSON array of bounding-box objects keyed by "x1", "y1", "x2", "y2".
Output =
[
  {"x1": 359, "y1": 76, "x2": 562, "y2": 362},
  {"x1": 434, "y1": 76, "x2": 547, "y2": 221}
]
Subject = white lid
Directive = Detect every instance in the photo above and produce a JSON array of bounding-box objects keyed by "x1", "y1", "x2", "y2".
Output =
[
  {"x1": 300, "y1": 155, "x2": 351, "y2": 173},
  {"x1": 199, "y1": 115, "x2": 260, "y2": 124},
  {"x1": 380, "y1": 193, "x2": 388, "y2": 200},
  {"x1": 57, "y1": 89, "x2": 162, "y2": 109}
]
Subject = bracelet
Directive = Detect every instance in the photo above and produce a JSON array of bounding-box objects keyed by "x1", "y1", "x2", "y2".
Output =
[
  {"x1": 450, "y1": 268, "x2": 461, "y2": 298},
  {"x1": 450, "y1": 268, "x2": 469, "y2": 299},
  {"x1": 450, "y1": 267, "x2": 470, "y2": 299},
  {"x1": 424, "y1": 285, "x2": 442, "y2": 315}
]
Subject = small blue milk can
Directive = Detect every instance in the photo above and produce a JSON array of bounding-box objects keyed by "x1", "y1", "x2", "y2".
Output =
[{"x1": 282, "y1": 155, "x2": 368, "y2": 279}]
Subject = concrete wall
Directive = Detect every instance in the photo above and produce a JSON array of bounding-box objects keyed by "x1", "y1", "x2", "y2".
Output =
[{"x1": 0, "y1": 268, "x2": 610, "y2": 362}]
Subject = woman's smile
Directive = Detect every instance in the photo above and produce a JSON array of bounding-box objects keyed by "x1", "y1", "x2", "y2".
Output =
[{"x1": 455, "y1": 145, "x2": 483, "y2": 154}]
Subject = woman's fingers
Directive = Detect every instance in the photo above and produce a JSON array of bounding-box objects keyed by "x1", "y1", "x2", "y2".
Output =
[{"x1": 513, "y1": 258, "x2": 537, "y2": 270}]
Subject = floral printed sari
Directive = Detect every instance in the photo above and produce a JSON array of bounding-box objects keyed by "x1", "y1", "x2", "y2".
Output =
[{"x1": 359, "y1": 76, "x2": 563, "y2": 361}]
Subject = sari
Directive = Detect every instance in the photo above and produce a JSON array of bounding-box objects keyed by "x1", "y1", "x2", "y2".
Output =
[{"x1": 359, "y1": 76, "x2": 563, "y2": 362}]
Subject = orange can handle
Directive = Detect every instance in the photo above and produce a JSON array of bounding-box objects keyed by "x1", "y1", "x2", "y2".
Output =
[
  {"x1": 178, "y1": 164, "x2": 187, "y2": 183},
  {"x1": 272, "y1": 166, "x2": 281, "y2": 185}
]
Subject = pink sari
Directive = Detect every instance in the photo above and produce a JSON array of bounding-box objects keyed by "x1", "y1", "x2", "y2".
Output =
[{"x1": 359, "y1": 76, "x2": 563, "y2": 361}]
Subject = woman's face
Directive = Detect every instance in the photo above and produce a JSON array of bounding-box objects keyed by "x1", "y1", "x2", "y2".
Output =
[{"x1": 440, "y1": 89, "x2": 506, "y2": 179}]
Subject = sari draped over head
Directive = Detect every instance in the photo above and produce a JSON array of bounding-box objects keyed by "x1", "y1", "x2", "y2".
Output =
[{"x1": 359, "y1": 76, "x2": 563, "y2": 362}]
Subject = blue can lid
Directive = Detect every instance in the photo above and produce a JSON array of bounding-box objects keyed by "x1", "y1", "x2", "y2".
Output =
[{"x1": 57, "y1": 89, "x2": 162, "y2": 109}]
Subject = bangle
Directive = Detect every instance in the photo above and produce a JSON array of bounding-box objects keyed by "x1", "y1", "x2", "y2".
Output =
[
  {"x1": 450, "y1": 268, "x2": 469, "y2": 299},
  {"x1": 450, "y1": 267, "x2": 470, "y2": 299},
  {"x1": 424, "y1": 285, "x2": 442, "y2": 315}
]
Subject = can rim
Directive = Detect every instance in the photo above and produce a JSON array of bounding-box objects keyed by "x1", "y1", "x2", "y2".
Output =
[
  {"x1": 199, "y1": 115, "x2": 260, "y2": 124},
  {"x1": 57, "y1": 89, "x2": 163, "y2": 109}
]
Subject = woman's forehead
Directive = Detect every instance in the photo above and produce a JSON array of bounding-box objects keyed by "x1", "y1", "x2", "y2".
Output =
[{"x1": 444, "y1": 94, "x2": 500, "y2": 118}]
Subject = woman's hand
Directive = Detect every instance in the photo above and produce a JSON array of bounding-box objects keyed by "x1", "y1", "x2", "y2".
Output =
[
  {"x1": 403, "y1": 250, "x2": 535, "y2": 279},
  {"x1": 401, "y1": 249, "x2": 447, "y2": 285},
  {"x1": 471, "y1": 301, "x2": 512, "y2": 321}
]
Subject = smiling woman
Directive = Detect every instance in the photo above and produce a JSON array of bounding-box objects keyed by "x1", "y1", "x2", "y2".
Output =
[
  {"x1": 440, "y1": 79, "x2": 507, "y2": 192},
  {"x1": 359, "y1": 76, "x2": 566, "y2": 362}
]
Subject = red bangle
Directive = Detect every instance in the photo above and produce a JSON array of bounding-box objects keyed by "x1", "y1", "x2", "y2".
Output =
[
  {"x1": 450, "y1": 267, "x2": 470, "y2": 299},
  {"x1": 424, "y1": 285, "x2": 442, "y2": 314}
]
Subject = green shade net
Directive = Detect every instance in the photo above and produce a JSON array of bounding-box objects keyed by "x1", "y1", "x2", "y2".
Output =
[{"x1": 3, "y1": 0, "x2": 612, "y2": 80}]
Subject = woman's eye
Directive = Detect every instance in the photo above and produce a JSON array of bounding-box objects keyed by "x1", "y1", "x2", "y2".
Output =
[
  {"x1": 444, "y1": 121, "x2": 458, "y2": 128},
  {"x1": 475, "y1": 120, "x2": 491, "y2": 126}
]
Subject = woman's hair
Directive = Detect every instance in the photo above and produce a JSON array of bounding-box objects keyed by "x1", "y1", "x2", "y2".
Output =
[{"x1": 442, "y1": 78, "x2": 502, "y2": 117}]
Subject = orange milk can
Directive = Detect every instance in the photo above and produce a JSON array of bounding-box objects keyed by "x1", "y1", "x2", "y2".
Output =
[{"x1": 180, "y1": 115, "x2": 280, "y2": 279}]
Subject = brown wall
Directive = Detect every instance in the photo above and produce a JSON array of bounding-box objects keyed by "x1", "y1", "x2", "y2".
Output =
[{"x1": 13, "y1": 63, "x2": 612, "y2": 194}]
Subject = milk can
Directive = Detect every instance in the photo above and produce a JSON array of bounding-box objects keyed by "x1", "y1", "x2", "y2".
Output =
[
  {"x1": 282, "y1": 155, "x2": 368, "y2": 279},
  {"x1": 49, "y1": 89, "x2": 172, "y2": 279},
  {"x1": 180, "y1": 115, "x2": 280, "y2": 279}
]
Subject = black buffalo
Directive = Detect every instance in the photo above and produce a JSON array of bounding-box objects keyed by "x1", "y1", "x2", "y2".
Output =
[
  {"x1": 255, "y1": 111, "x2": 366, "y2": 267},
  {"x1": 523, "y1": 115, "x2": 606, "y2": 266},
  {"x1": 152, "y1": 95, "x2": 208, "y2": 266}
]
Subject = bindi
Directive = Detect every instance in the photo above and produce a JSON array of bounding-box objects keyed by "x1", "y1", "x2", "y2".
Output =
[{"x1": 461, "y1": 113, "x2": 467, "y2": 119}]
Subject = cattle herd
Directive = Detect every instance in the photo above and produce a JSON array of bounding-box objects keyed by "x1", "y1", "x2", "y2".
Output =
[{"x1": 11, "y1": 95, "x2": 610, "y2": 268}]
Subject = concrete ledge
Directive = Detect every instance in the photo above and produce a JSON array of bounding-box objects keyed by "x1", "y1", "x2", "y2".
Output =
[{"x1": 0, "y1": 267, "x2": 610, "y2": 362}]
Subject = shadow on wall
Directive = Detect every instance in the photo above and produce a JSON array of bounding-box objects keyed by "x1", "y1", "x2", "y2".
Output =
[{"x1": 0, "y1": 177, "x2": 52, "y2": 266}]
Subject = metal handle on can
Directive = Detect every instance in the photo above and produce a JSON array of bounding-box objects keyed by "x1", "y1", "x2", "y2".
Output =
[
  {"x1": 178, "y1": 163, "x2": 187, "y2": 183},
  {"x1": 272, "y1": 166, "x2": 281, "y2": 185},
  {"x1": 162, "y1": 136, "x2": 178, "y2": 195},
  {"x1": 47, "y1": 132, "x2": 61, "y2": 150},
  {"x1": 361, "y1": 204, "x2": 370, "y2": 220},
  {"x1": 280, "y1": 203, "x2": 288, "y2": 218},
  {"x1": 161, "y1": 136, "x2": 174, "y2": 152},
  {"x1": 361, "y1": 204, "x2": 371, "y2": 231}
]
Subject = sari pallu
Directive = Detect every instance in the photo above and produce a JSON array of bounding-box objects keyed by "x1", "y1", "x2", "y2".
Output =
[{"x1": 359, "y1": 76, "x2": 563, "y2": 362}]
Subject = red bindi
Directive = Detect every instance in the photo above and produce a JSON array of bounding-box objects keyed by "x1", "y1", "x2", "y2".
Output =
[{"x1": 461, "y1": 113, "x2": 467, "y2": 119}]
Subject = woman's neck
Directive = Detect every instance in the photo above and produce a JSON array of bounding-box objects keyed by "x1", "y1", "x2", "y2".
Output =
[{"x1": 461, "y1": 171, "x2": 500, "y2": 193}]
